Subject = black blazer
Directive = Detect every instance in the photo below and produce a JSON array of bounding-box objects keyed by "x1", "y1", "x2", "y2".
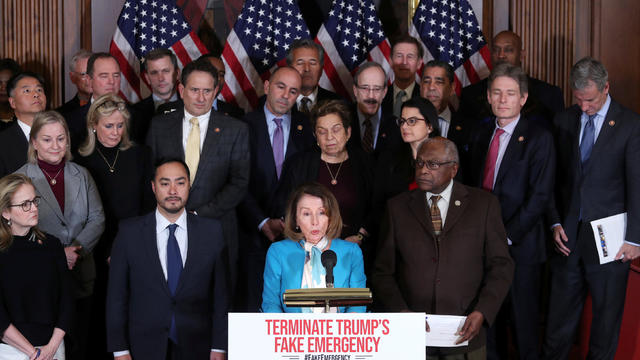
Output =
[
  {"x1": 65, "y1": 103, "x2": 143, "y2": 151},
  {"x1": 106, "y1": 212, "x2": 229, "y2": 358},
  {"x1": 550, "y1": 100, "x2": 640, "y2": 261},
  {"x1": 0, "y1": 121, "x2": 28, "y2": 177},
  {"x1": 56, "y1": 93, "x2": 83, "y2": 115},
  {"x1": 237, "y1": 109, "x2": 315, "y2": 247},
  {"x1": 274, "y1": 147, "x2": 374, "y2": 234},
  {"x1": 466, "y1": 116, "x2": 555, "y2": 264},
  {"x1": 131, "y1": 96, "x2": 156, "y2": 142},
  {"x1": 347, "y1": 105, "x2": 402, "y2": 161}
]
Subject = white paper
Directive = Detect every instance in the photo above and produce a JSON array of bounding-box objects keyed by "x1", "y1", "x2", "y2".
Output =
[
  {"x1": 425, "y1": 314, "x2": 468, "y2": 347},
  {"x1": 590, "y1": 213, "x2": 626, "y2": 264}
]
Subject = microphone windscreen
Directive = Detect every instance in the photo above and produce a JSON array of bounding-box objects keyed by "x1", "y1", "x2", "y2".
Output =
[{"x1": 321, "y1": 249, "x2": 337, "y2": 268}]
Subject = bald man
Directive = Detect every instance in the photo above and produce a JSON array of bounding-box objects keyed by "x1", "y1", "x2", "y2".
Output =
[{"x1": 458, "y1": 31, "x2": 564, "y2": 130}]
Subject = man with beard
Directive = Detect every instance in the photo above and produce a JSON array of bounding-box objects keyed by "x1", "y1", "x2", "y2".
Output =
[
  {"x1": 348, "y1": 62, "x2": 402, "y2": 160},
  {"x1": 459, "y1": 31, "x2": 564, "y2": 129},
  {"x1": 107, "y1": 158, "x2": 228, "y2": 360},
  {"x1": 382, "y1": 35, "x2": 423, "y2": 117}
]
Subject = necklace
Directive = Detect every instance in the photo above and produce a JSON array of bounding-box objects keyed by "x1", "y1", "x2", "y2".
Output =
[
  {"x1": 42, "y1": 167, "x2": 63, "y2": 185},
  {"x1": 324, "y1": 160, "x2": 344, "y2": 186},
  {"x1": 96, "y1": 147, "x2": 120, "y2": 173}
]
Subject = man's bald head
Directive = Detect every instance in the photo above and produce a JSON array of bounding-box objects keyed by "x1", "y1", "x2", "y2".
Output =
[{"x1": 491, "y1": 31, "x2": 523, "y2": 67}]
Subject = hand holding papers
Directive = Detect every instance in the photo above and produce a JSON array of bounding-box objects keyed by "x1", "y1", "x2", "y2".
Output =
[
  {"x1": 425, "y1": 314, "x2": 469, "y2": 347},
  {"x1": 590, "y1": 213, "x2": 626, "y2": 264}
]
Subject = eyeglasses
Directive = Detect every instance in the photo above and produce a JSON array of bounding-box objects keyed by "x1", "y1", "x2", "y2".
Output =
[
  {"x1": 413, "y1": 159, "x2": 456, "y2": 170},
  {"x1": 396, "y1": 117, "x2": 426, "y2": 127},
  {"x1": 9, "y1": 196, "x2": 41, "y2": 212},
  {"x1": 97, "y1": 100, "x2": 126, "y2": 111},
  {"x1": 356, "y1": 85, "x2": 385, "y2": 95}
]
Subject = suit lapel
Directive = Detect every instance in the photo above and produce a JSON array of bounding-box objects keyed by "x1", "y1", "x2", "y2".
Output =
[
  {"x1": 442, "y1": 182, "x2": 469, "y2": 234},
  {"x1": 144, "y1": 213, "x2": 172, "y2": 297},
  {"x1": 256, "y1": 112, "x2": 278, "y2": 178},
  {"x1": 27, "y1": 164, "x2": 65, "y2": 221},
  {"x1": 193, "y1": 111, "x2": 221, "y2": 186},
  {"x1": 585, "y1": 101, "x2": 619, "y2": 173},
  {"x1": 175, "y1": 214, "x2": 197, "y2": 296},
  {"x1": 168, "y1": 110, "x2": 185, "y2": 159},
  {"x1": 285, "y1": 113, "x2": 306, "y2": 160},
  {"x1": 63, "y1": 163, "x2": 81, "y2": 219},
  {"x1": 407, "y1": 190, "x2": 435, "y2": 236},
  {"x1": 495, "y1": 118, "x2": 527, "y2": 186}
]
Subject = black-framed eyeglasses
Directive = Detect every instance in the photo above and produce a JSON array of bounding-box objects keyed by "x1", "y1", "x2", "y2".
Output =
[
  {"x1": 9, "y1": 196, "x2": 41, "y2": 212},
  {"x1": 356, "y1": 85, "x2": 385, "y2": 94},
  {"x1": 98, "y1": 100, "x2": 126, "y2": 111},
  {"x1": 396, "y1": 117, "x2": 426, "y2": 127},
  {"x1": 413, "y1": 159, "x2": 456, "y2": 170}
]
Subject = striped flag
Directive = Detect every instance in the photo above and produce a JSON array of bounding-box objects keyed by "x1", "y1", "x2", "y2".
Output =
[
  {"x1": 109, "y1": 0, "x2": 208, "y2": 103},
  {"x1": 315, "y1": 0, "x2": 393, "y2": 101},
  {"x1": 409, "y1": 0, "x2": 491, "y2": 95},
  {"x1": 220, "y1": 0, "x2": 311, "y2": 111}
]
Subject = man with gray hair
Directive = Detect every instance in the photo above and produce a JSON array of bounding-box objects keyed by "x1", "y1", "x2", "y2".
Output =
[
  {"x1": 57, "y1": 49, "x2": 92, "y2": 115},
  {"x1": 544, "y1": 57, "x2": 640, "y2": 359},
  {"x1": 285, "y1": 38, "x2": 342, "y2": 115}
]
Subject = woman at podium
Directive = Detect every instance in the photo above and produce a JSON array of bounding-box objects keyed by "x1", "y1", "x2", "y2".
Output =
[{"x1": 262, "y1": 182, "x2": 366, "y2": 313}]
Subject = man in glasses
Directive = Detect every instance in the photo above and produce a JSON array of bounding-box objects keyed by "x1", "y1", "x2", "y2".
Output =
[
  {"x1": 348, "y1": 61, "x2": 401, "y2": 160},
  {"x1": 57, "y1": 50, "x2": 93, "y2": 116},
  {"x1": 465, "y1": 63, "x2": 555, "y2": 360},
  {"x1": 373, "y1": 136, "x2": 514, "y2": 358}
]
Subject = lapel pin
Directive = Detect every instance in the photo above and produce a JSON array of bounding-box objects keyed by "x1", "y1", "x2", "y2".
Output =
[
  {"x1": 454, "y1": 200, "x2": 461, "y2": 206},
  {"x1": 609, "y1": 120, "x2": 615, "y2": 126},
  {"x1": 381, "y1": 133, "x2": 387, "y2": 138},
  {"x1": 297, "y1": 124, "x2": 303, "y2": 131},
  {"x1": 456, "y1": 125, "x2": 462, "y2": 131},
  {"x1": 164, "y1": 108, "x2": 176, "y2": 114},
  {"x1": 518, "y1": 136, "x2": 524, "y2": 142},
  {"x1": 214, "y1": 127, "x2": 221, "y2": 133}
]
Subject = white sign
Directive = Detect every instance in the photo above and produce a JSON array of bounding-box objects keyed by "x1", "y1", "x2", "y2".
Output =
[{"x1": 229, "y1": 312, "x2": 425, "y2": 360}]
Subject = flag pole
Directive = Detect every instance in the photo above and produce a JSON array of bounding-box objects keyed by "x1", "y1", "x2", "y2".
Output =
[{"x1": 408, "y1": 0, "x2": 419, "y2": 25}]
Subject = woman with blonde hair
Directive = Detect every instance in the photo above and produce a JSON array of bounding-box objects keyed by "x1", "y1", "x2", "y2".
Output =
[
  {"x1": 14, "y1": 110, "x2": 104, "y2": 360},
  {"x1": 0, "y1": 173, "x2": 73, "y2": 359}
]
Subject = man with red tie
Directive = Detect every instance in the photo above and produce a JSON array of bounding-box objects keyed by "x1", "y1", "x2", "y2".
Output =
[{"x1": 465, "y1": 63, "x2": 555, "y2": 360}]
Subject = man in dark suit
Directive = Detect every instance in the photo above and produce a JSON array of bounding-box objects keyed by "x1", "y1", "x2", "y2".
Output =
[
  {"x1": 198, "y1": 54, "x2": 245, "y2": 119},
  {"x1": 373, "y1": 137, "x2": 514, "y2": 358},
  {"x1": 0, "y1": 72, "x2": 46, "y2": 177},
  {"x1": 65, "y1": 53, "x2": 142, "y2": 150},
  {"x1": 543, "y1": 57, "x2": 640, "y2": 360},
  {"x1": 107, "y1": 159, "x2": 228, "y2": 360},
  {"x1": 238, "y1": 66, "x2": 315, "y2": 311},
  {"x1": 466, "y1": 64, "x2": 555, "y2": 360},
  {"x1": 285, "y1": 39, "x2": 342, "y2": 115},
  {"x1": 348, "y1": 61, "x2": 402, "y2": 160},
  {"x1": 57, "y1": 49, "x2": 92, "y2": 115},
  {"x1": 146, "y1": 59, "x2": 249, "y2": 302},
  {"x1": 132, "y1": 48, "x2": 180, "y2": 140},
  {"x1": 459, "y1": 31, "x2": 564, "y2": 130},
  {"x1": 382, "y1": 35, "x2": 423, "y2": 117}
]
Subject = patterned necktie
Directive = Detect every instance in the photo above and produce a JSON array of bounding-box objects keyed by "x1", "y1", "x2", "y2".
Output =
[
  {"x1": 362, "y1": 117, "x2": 374, "y2": 153},
  {"x1": 273, "y1": 118, "x2": 284, "y2": 178},
  {"x1": 393, "y1": 90, "x2": 406, "y2": 117},
  {"x1": 166, "y1": 224, "x2": 182, "y2": 343},
  {"x1": 430, "y1": 195, "x2": 442, "y2": 236},
  {"x1": 580, "y1": 114, "x2": 597, "y2": 165},
  {"x1": 300, "y1": 97, "x2": 311, "y2": 114},
  {"x1": 185, "y1": 117, "x2": 200, "y2": 184},
  {"x1": 482, "y1": 128, "x2": 505, "y2": 191}
]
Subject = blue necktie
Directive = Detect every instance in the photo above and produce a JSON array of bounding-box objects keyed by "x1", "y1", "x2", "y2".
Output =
[
  {"x1": 580, "y1": 114, "x2": 597, "y2": 165},
  {"x1": 166, "y1": 224, "x2": 182, "y2": 343}
]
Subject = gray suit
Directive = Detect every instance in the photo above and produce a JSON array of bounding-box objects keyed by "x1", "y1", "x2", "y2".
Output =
[
  {"x1": 146, "y1": 109, "x2": 250, "y2": 293},
  {"x1": 15, "y1": 161, "x2": 105, "y2": 298}
]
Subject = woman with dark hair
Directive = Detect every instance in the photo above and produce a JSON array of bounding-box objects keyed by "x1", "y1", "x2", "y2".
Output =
[
  {"x1": 14, "y1": 110, "x2": 104, "y2": 360},
  {"x1": 274, "y1": 100, "x2": 374, "y2": 245},
  {"x1": 74, "y1": 94, "x2": 153, "y2": 358},
  {"x1": 371, "y1": 97, "x2": 440, "y2": 234},
  {"x1": 262, "y1": 182, "x2": 366, "y2": 313},
  {"x1": 0, "y1": 173, "x2": 73, "y2": 359}
]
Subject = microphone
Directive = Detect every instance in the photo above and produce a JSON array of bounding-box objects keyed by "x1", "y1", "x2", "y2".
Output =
[{"x1": 321, "y1": 250, "x2": 337, "y2": 288}]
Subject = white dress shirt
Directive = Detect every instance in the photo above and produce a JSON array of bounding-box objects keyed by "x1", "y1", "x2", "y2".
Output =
[
  {"x1": 16, "y1": 119, "x2": 31, "y2": 140},
  {"x1": 426, "y1": 179, "x2": 454, "y2": 227},
  {"x1": 182, "y1": 109, "x2": 211, "y2": 152}
]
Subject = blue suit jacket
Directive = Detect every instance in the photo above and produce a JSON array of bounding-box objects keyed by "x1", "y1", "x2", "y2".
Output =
[{"x1": 262, "y1": 238, "x2": 367, "y2": 313}]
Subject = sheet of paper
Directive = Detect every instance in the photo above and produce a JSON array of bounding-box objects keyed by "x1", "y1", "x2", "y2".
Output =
[
  {"x1": 425, "y1": 314, "x2": 468, "y2": 347},
  {"x1": 590, "y1": 213, "x2": 626, "y2": 265}
]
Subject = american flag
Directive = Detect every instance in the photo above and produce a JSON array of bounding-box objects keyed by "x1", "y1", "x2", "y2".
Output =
[
  {"x1": 316, "y1": 0, "x2": 393, "y2": 101},
  {"x1": 220, "y1": 0, "x2": 311, "y2": 111},
  {"x1": 409, "y1": 0, "x2": 491, "y2": 95},
  {"x1": 110, "y1": 0, "x2": 208, "y2": 103}
]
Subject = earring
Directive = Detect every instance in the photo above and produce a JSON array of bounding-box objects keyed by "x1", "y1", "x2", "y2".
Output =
[
  {"x1": 6, "y1": 219, "x2": 11, "y2": 226},
  {"x1": 92, "y1": 129, "x2": 96, "y2": 133},
  {"x1": 295, "y1": 225, "x2": 300, "y2": 232}
]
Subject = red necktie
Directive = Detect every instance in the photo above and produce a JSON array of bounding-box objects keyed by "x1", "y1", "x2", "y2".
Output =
[{"x1": 482, "y1": 128, "x2": 505, "y2": 191}]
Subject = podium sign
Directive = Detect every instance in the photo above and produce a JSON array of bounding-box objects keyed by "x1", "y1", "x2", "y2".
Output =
[{"x1": 229, "y1": 312, "x2": 425, "y2": 359}]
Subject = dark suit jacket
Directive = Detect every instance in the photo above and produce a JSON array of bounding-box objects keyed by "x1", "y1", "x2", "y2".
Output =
[
  {"x1": 237, "y1": 109, "x2": 315, "y2": 248},
  {"x1": 0, "y1": 121, "x2": 29, "y2": 177},
  {"x1": 106, "y1": 212, "x2": 229, "y2": 358},
  {"x1": 347, "y1": 105, "x2": 402, "y2": 160},
  {"x1": 217, "y1": 98, "x2": 245, "y2": 119},
  {"x1": 56, "y1": 93, "x2": 84, "y2": 115},
  {"x1": 146, "y1": 108, "x2": 250, "y2": 261},
  {"x1": 459, "y1": 77, "x2": 564, "y2": 130},
  {"x1": 373, "y1": 182, "x2": 514, "y2": 354},
  {"x1": 132, "y1": 96, "x2": 156, "y2": 142},
  {"x1": 550, "y1": 100, "x2": 640, "y2": 261},
  {"x1": 466, "y1": 116, "x2": 555, "y2": 264},
  {"x1": 381, "y1": 81, "x2": 421, "y2": 117}
]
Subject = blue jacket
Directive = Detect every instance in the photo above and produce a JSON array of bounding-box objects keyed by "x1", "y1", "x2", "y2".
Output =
[{"x1": 262, "y1": 238, "x2": 367, "y2": 313}]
